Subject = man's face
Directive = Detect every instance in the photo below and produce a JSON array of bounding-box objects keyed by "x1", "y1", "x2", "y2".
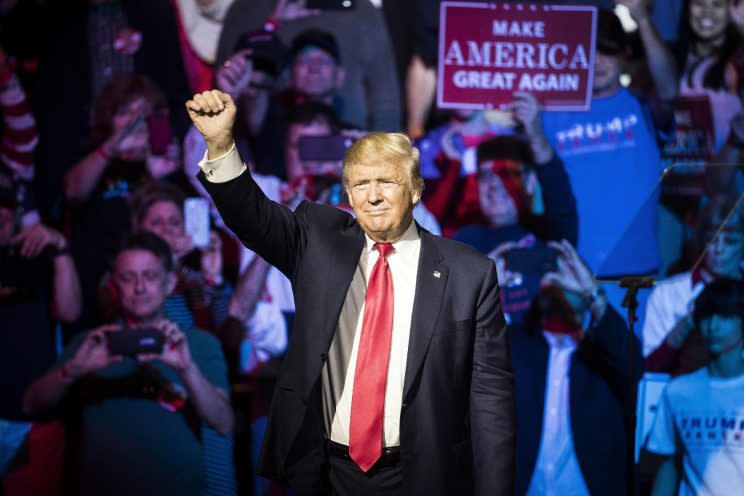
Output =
[
  {"x1": 477, "y1": 160, "x2": 521, "y2": 228},
  {"x1": 139, "y1": 201, "x2": 185, "y2": 254},
  {"x1": 345, "y1": 161, "x2": 420, "y2": 243},
  {"x1": 689, "y1": 0, "x2": 729, "y2": 42},
  {"x1": 704, "y1": 229, "x2": 744, "y2": 277},
  {"x1": 286, "y1": 119, "x2": 342, "y2": 182},
  {"x1": 592, "y1": 51, "x2": 622, "y2": 97},
  {"x1": 112, "y1": 249, "x2": 175, "y2": 323},
  {"x1": 700, "y1": 313, "x2": 744, "y2": 355},
  {"x1": 291, "y1": 46, "x2": 343, "y2": 99},
  {"x1": 0, "y1": 206, "x2": 14, "y2": 243}
]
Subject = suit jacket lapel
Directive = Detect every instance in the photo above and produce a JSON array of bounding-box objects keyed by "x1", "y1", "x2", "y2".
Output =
[{"x1": 403, "y1": 230, "x2": 447, "y2": 400}]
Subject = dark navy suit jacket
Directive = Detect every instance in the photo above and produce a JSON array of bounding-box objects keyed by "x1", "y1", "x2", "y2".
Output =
[
  {"x1": 199, "y1": 165, "x2": 515, "y2": 495},
  {"x1": 510, "y1": 307, "x2": 644, "y2": 496}
]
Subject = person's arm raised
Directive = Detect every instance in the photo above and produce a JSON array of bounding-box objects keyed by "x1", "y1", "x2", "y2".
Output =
[
  {"x1": 618, "y1": 0, "x2": 678, "y2": 101},
  {"x1": 186, "y1": 90, "x2": 306, "y2": 279},
  {"x1": 186, "y1": 90, "x2": 237, "y2": 163}
]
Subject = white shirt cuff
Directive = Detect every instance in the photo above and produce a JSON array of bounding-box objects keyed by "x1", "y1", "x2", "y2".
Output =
[{"x1": 198, "y1": 143, "x2": 247, "y2": 183}]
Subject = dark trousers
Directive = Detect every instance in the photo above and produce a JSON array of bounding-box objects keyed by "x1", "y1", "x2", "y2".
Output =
[{"x1": 328, "y1": 456, "x2": 403, "y2": 496}]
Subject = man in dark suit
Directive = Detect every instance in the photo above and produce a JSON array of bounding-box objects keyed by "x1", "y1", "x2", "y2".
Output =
[
  {"x1": 185, "y1": 89, "x2": 515, "y2": 495},
  {"x1": 507, "y1": 240, "x2": 643, "y2": 496}
]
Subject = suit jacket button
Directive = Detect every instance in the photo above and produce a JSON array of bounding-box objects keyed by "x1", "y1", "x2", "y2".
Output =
[
  {"x1": 320, "y1": 353, "x2": 328, "y2": 362},
  {"x1": 402, "y1": 402, "x2": 408, "y2": 408}
]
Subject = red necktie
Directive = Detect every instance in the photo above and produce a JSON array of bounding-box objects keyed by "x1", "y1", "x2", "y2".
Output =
[{"x1": 349, "y1": 242, "x2": 395, "y2": 472}]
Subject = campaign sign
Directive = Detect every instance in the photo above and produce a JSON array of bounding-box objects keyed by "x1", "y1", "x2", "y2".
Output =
[
  {"x1": 661, "y1": 95, "x2": 715, "y2": 197},
  {"x1": 437, "y1": 2, "x2": 597, "y2": 111}
]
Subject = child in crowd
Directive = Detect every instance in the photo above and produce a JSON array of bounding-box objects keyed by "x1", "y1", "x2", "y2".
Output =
[{"x1": 647, "y1": 278, "x2": 744, "y2": 495}]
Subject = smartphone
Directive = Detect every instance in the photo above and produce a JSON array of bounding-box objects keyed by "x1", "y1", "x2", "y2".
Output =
[
  {"x1": 297, "y1": 135, "x2": 355, "y2": 162},
  {"x1": 184, "y1": 197, "x2": 211, "y2": 249},
  {"x1": 506, "y1": 247, "x2": 557, "y2": 277},
  {"x1": 108, "y1": 328, "x2": 164, "y2": 356},
  {"x1": 305, "y1": 0, "x2": 354, "y2": 10},
  {"x1": 146, "y1": 108, "x2": 172, "y2": 156}
]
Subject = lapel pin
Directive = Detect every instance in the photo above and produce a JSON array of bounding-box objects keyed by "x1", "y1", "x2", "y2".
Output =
[{"x1": 433, "y1": 270, "x2": 441, "y2": 278}]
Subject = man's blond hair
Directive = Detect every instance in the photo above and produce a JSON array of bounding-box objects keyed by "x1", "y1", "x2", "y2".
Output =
[{"x1": 342, "y1": 132, "x2": 425, "y2": 196}]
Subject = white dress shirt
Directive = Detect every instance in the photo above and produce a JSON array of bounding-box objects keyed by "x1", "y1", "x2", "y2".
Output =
[
  {"x1": 199, "y1": 144, "x2": 421, "y2": 447},
  {"x1": 198, "y1": 143, "x2": 246, "y2": 182},
  {"x1": 526, "y1": 331, "x2": 591, "y2": 496},
  {"x1": 327, "y1": 222, "x2": 419, "y2": 447}
]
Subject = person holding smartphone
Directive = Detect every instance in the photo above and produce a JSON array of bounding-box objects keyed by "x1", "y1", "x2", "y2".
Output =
[
  {"x1": 540, "y1": 8, "x2": 677, "y2": 330},
  {"x1": 452, "y1": 93, "x2": 577, "y2": 324},
  {"x1": 23, "y1": 232, "x2": 233, "y2": 496},
  {"x1": 647, "y1": 278, "x2": 744, "y2": 496},
  {"x1": 0, "y1": 182, "x2": 81, "y2": 484},
  {"x1": 215, "y1": 0, "x2": 400, "y2": 132},
  {"x1": 123, "y1": 182, "x2": 231, "y2": 333},
  {"x1": 510, "y1": 240, "x2": 643, "y2": 496},
  {"x1": 62, "y1": 75, "x2": 182, "y2": 337}
]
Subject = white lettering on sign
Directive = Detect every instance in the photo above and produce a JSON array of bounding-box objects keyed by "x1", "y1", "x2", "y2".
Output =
[
  {"x1": 492, "y1": 20, "x2": 545, "y2": 38},
  {"x1": 568, "y1": 45, "x2": 588, "y2": 69},
  {"x1": 453, "y1": 70, "x2": 517, "y2": 89},
  {"x1": 444, "y1": 41, "x2": 589, "y2": 70},
  {"x1": 452, "y1": 70, "x2": 579, "y2": 91},
  {"x1": 517, "y1": 73, "x2": 579, "y2": 91}
]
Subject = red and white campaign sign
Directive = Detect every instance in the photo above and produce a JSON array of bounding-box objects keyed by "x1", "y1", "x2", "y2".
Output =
[{"x1": 437, "y1": 2, "x2": 597, "y2": 111}]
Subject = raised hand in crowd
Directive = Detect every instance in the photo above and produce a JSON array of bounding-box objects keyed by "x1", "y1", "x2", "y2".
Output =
[
  {"x1": 440, "y1": 122, "x2": 466, "y2": 162},
  {"x1": 12, "y1": 222, "x2": 67, "y2": 258},
  {"x1": 440, "y1": 113, "x2": 490, "y2": 162},
  {"x1": 186, "y1": 90, "x2": 237, "y2": 158},
  {"x1": 618, "y1": 0, "x2": 677, "y2": 100},
  {"x1": 216, "y1": 49, "x2": 255, "y2": 100},
  {"x1": 64, "y1": 325, "x2": 123, "y2": 379},
  {"x1": 615, "y1": 0, "x2": 651, "y2": 23},
  {"x1": 505, "y1": 91, "x2": 554, "y2": 164},
  {"x1": 542, "y1": 239, "x2": 607, "y2": 321},
  {"x1": 100, "y1": 98, "x2": 149, "y2": 161},
  {"x1": 270, "y1": 0, "x2": 320, "y2": 23}
]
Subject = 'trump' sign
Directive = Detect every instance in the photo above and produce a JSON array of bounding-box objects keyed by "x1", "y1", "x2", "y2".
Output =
[{"x1": 437, "y1": 2, "x2": 597, "y2": 111}]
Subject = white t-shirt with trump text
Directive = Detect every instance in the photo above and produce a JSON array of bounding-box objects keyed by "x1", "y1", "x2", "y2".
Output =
[{"x1": 647, "y1": 367, "x2": 744, "y2": 495}]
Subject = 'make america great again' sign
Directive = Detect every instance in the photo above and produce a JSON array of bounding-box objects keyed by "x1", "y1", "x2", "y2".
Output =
[{"x1": 437, "y1": 2, "x2": 597, "y2": 111}]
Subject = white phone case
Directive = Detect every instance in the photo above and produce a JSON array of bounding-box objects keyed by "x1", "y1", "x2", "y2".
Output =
[{"x1": 184, "y1": 197, "x2": 211, "y2": 248}]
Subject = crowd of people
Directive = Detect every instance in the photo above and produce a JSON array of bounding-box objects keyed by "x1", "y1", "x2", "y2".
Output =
[{"x1": 1, "y1": 0, "x2": 744, "y2": 494}]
